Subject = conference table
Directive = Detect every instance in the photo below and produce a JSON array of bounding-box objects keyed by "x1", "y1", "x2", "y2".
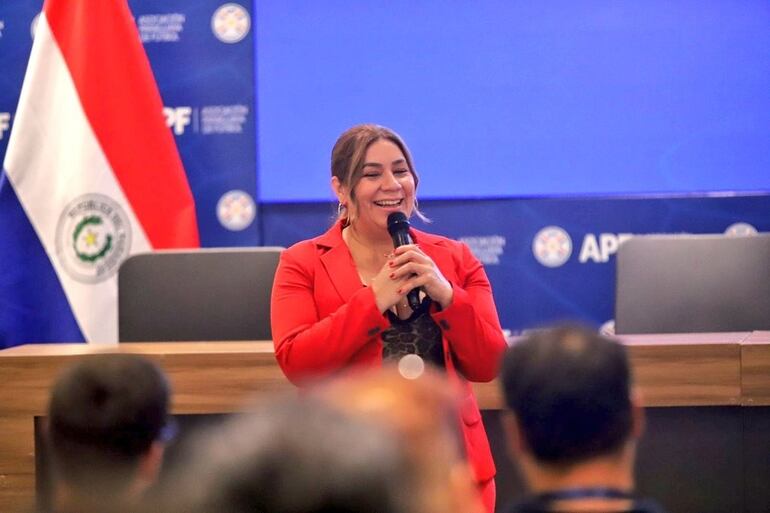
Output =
[{"x1": 0, "y1": 331, "x2": 768, "y2": 513}]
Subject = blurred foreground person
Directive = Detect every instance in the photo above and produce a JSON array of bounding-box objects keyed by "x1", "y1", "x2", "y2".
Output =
[
  {"x1": 500, "y1": 326, "x2": 668, "y2": 513},
  {"x1": 156, "y1": 396, "x2": 417, "y2": 513},
  {"x1": 46, "y1": 353, "x2": 171, "y2": 513},
  {"x1": 316, "y1": 366, "x2": 486, "y2": 513}
]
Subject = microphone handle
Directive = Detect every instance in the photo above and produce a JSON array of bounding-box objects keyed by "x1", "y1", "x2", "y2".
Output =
[
  {"x1": 393, "y1": 231, "x2": 412, "y2": 247},
  {"x1": 406, "y1": 288, "x2": 422, "y2": 310},
  {"x1": 392, "y1": 229, "x2": 422, "y2": 309}
]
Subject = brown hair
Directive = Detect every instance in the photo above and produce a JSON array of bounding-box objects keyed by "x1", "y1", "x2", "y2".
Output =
[
  {"x1": 314, "y1": 367, "x2": 484, "y2": 513},
  {"x1": 331, "y1": 124, "x2": 426, "y2": 224}
]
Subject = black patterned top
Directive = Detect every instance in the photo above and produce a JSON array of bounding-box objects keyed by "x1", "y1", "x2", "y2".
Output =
[{"x1": 381, "y1": 297, "x2": 445, "y2": 369}]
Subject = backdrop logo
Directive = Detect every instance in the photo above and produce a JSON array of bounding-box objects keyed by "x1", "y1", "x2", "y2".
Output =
[
  {"x1": 164, "y1": 106, "x2": 193, "y2": 135},
  {"x1": 212, "y1": 3, "x2": 250, "y2": 43},
  {"x1": 459, "y1": 235, "x2": 506, "y2": 265},
  {"x1": 217, "y1": 190, "x2": 255, "y2": 231},
  {"x1": 533, "y1": 226, "x2": 572, "y2": 267},
  {"x1": 0, "y1": 19, "x2": 5, "y2": 38},
  {"x1": 201, "y1": 105, "x2": 249, "y2": 134},
  {"x1": 0, "y1": 112, "x2": 10, "y2": 139},
  {"x1": 55, "y1": 194, "x2": 132, "y2": 283},
  {"x1": 579, "y1": 233, "x2": 633, "y2": 263},
  {"x1": 724, "y1": 222, "x2": 757, "y2": 237},
  {"x1": 137, "y1": 13, "x2": 186, "y2": 43}
]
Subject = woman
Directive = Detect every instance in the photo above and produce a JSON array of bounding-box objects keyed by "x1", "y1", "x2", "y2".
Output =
[{"x1": 270, "y1": 124, "x2": 507, "y2": 512}]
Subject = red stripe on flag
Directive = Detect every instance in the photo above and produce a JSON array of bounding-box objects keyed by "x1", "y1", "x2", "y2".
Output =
[{"x1": 44, "y1": 0, "x2": 199, "y2": 248}]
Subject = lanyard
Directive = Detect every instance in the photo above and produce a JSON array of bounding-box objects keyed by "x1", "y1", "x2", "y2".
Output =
[{"x1": 535, "y1": 487, "x2": 634, "y2": 502}]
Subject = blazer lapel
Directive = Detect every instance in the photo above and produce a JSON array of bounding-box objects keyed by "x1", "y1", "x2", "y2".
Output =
[
  {"x1": 316, "y1": 223, "x2": 364, "y2": 303},
  {"x1": 314, "y1": 223, "x2": 458, "y2": 303},
  {"x1": 413, "y1": 230, "x2": 459, "y2": 283}
]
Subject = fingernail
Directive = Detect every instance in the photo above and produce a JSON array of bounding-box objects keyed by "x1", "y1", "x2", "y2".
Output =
[
  {"x1": 388, "y1": 261, "x2": 395, "y2": 267},
  {"x1": 389, "y1": 272, "x2": 395, "y2": 279},
  {"x1": 397, "y1": 288, "x2": 402, "y2": 294}
]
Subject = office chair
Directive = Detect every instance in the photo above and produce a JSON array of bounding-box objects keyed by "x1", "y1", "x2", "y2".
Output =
[
  {"x1": 615, "y1": 234, "x2": 770, "y2": 334},
  {"x1": 118, "y1": 247, "x2": 282, "y2": 341}
]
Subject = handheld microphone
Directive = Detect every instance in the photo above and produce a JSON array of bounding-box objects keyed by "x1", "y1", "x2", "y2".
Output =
[{"x1": 387, "y1": 212, "x2": 422, "y2": 311}]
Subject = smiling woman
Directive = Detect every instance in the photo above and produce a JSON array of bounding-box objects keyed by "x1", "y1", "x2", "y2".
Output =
[
  {"x1": 269, "y1": 124, "x2": 508, "y2": 513},
  {"x1": 330, "y1": 127, "x2": 419, "y2": 230}
]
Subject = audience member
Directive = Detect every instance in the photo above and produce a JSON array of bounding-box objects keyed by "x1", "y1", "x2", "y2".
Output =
[
  {"x1": 46, "y1": 353, "x2": 172, "y2": 513},
  {"x1": 499, "y1": 326, "x2": 668, "y2": 513},
  {"x1": 156, "y1": 395, "x2": 417, "y2": 513},
  {"x1": 315, "y1": 366, "x2": 486, "y2": 513}
]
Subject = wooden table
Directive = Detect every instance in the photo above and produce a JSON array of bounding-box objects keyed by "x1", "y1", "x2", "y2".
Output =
[
  {"x1": 1, "y1": 332, "x2": 767, "y2": 512},
  {"x1": 741, "y1": 330, "x2": 770, "y2": 405}
]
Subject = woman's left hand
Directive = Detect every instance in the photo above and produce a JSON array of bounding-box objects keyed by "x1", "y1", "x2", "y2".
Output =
[{"x1": 389, "y1": 244, "x2": 454, "y2": 309}]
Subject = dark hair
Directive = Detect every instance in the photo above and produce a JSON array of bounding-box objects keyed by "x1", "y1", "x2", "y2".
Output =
[
  {"x1": 500, "y1": 325, "x2": 633, "y2": 465},
  {"x1": 47, "y1": 353, "x2": 170, "y2": 494},
  {"x1": 331, "y1": 123, "x2": 426, "y2": 223},
  {"x1": 161, "y1": 396, "x2": 416, "y2": 513}
]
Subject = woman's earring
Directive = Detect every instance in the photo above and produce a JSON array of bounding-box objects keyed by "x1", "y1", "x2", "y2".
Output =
[{"x1": 337, "y1": 202, "x2": 345, "y2": 217}]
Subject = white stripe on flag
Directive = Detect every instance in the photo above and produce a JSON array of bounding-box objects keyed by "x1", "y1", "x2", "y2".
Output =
[{"x1": 4, "y1": 14, "x2": 152, "y2": 344}]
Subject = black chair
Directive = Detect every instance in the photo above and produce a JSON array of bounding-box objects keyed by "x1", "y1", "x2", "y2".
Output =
[
  {"x1": 615, "y1": 233, "x2": 770, "y2": 334},
  {"x1": 118, "y1": 248, "x2": 282, "y2": 341}
]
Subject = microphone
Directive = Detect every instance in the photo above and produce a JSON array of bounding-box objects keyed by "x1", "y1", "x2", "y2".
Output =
[{"x1": 387, "y1": 212, "x2": 422, "y2": 311}]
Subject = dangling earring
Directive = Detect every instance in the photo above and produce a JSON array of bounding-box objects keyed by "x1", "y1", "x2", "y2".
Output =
[{"x1": 338, "y1": 202, "x2": 350, "y2": 226}]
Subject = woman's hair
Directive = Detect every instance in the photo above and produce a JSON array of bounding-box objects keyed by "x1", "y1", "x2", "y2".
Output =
[{"x1": 331, "y1": 124, "x2": 427, "y2": 224}]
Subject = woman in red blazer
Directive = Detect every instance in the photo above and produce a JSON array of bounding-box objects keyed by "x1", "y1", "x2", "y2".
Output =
[{"x1": 271, "y1": 124, "x2": 507, "y2": 513}]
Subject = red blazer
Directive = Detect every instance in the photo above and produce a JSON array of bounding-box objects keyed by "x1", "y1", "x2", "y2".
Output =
[{"x1": 270, "y1": 221, "x2": 507, "y2": 482}]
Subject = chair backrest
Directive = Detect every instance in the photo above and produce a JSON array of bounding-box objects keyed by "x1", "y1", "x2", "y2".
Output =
[
  {"x1": 118, "y1": 247, "x2": 283, "y2": 342},
  {"x1": 615, "y1": 234, "x2": 770, "y2": 334}
]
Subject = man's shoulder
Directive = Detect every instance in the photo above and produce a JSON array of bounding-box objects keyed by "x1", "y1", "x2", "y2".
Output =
[
  {"x1": 500, "y1": 498, "x2": 547, "y2": 513},
  {"x1": 631, "y1": 497, "x2": 670, "y2": 513}
]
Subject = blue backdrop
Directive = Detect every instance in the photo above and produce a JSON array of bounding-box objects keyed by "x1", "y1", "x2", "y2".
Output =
[
  {"x1": 255, "y1": 0, "x2": 770, "y2": 201},
  {"x1": 1, "y1": 1, "x2": 768, "y2": 340},
  {"x1": 261, "y1": 195, "x2": 770, "y2": 333}
]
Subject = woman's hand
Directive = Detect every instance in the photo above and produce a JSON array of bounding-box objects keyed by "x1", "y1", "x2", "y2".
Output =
[
  {"x1": 370, "y1": 256, "x2": 412, "y2": 313},
  {"x1": 388, "y1": 244, "x2": 454, "y2": 310}
]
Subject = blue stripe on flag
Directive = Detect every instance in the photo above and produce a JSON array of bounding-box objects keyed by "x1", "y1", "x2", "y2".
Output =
[{"x1": 0, "y1": 171, "x2": 84, "y2": 348}]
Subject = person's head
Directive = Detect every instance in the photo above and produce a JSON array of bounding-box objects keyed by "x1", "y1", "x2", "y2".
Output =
[
  {"x1": 330, "y1": 124, "x2": 425, "y2": 232},
  {"x1": 315, "y1": 366, "x2": 485, "y2": 513},
  {"x1": 47, "y1": 353, "x2": 171, "y2": 503},
  {"x1": 159, "y1": 395, "x2": 416, "y2": 513},
  {"x1": 500, "y1": 325, "x2": 642, "y2": 471}
]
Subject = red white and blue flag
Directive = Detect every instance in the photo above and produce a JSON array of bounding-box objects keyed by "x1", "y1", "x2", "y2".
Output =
[{"x1": 0, "y1": 0, "x2": 199, "y2": 348}]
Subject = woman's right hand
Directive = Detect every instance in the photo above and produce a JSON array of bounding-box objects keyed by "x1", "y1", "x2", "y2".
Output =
[{"x1": 370, "y1": 256, "x2": 410, "y2": 313}]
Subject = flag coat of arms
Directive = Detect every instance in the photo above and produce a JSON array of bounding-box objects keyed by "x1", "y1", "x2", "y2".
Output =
[{"x1": 0, "y1": 0, "x2": 199, "y2": 348}]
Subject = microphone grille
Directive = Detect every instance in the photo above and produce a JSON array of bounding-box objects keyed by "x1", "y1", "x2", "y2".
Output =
[{"x1": 387, "y1": 212, "x2": 409, "y2": 235}]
